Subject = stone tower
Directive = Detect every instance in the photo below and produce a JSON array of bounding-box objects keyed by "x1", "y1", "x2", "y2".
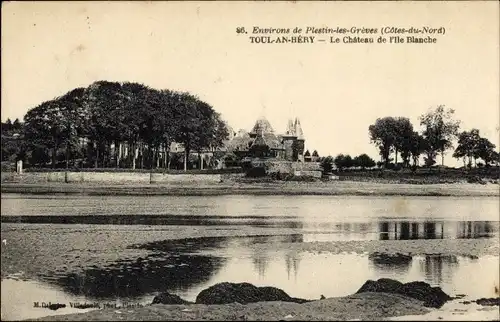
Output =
[
  {"x1": 282, "y1": 119, "x2": 296, "y2": 161},
  {"x1": 294, "y1": 118, "x2": 305, "y2": 162},
  {"x1": 282, "y1": 117, "x2": 305, "y2": 162}
]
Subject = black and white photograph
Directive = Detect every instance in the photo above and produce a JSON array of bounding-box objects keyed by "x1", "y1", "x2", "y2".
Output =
[{"x1": 1, "y1": 1, "x2": 499, "y2": 321}]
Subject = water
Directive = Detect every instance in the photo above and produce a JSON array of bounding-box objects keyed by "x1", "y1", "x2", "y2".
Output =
[{"x1": 1, "y1": 194, "x2": 499, "y2": 320}]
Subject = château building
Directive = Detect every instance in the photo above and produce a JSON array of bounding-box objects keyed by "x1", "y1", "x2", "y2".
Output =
[{"x1": 226, "y1": 116, "x2": 306, "y2": 162}]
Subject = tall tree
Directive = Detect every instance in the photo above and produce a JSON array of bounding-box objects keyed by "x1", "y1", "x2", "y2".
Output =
[
  {"x1": 368, "y1": 117, "x2": 398, "y2": 168},
  {"x1": 354, "y1": 153, "x2": 376, "y2": 169},
  {"x1": 24, "y1": 99, "x2": 65, "y2": 168},
  {"x1": 409, "y1": 131, "x2": 426, "y2": 167},
  {"x1": 58, "y1": 87, "x2": 88, "y2": 168},
  {"x1": 453, "y1": 129, "x2": 480, "y2": 168},
  {"x1": 156, "y1": 89, "x2": 181, "y2": 169},
  {"x1": 419, "y1": 105, "x2": 461, "y2": 166},
  {"x1": 173, "y1": 93, "x2": 228, "y2": 171},
  {"x1": 23, "y1": 88, "x2": 88, "y2": 168},
  {"x1": 192, "y1": 107, "x2": 229, "y2": 170},
  {"x1": 121, "y1": 82, "x2": 152, "y2": 169},
  {"x1": 1, "y1": 119, "x2": 26, "y2": 163},
  {"x1": 320, "y1": 155, "x2": 334, "y2": 175},
  {"x1": 393, "y1": 117, "x2": 414, "y2": 167},
  {"x1": 334, "y1": 154, "x2": 353, "y2": 171},
  {"x1": 476, "y1": 137, "x2": 496, "y2": 166},
  {"x1": 452, "y1": 129, "x2": 497, "y2": 167}
]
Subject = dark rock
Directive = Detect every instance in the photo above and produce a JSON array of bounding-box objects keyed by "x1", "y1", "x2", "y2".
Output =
[
  {"x1": 398, "y1": 282, "x2": 451, "y2": 308},
  {"x1": 152, "y1": 292, "x2": 192, "y2": 305},
  {"x1": 195, "y1": 282, "x2": 309, "y2": 305},
  {"x1": 356, "y1": 278, "x2": 451, "y2": 308},
  {"x1": 475, "y1": 298, "x2": 500, "y2": 306},
  {"x1": 357, "y1": 278, "x2": 404, "y2": 294},
  {"x1": 48, "y1": 303, "x2": 66, "y2": 310}
]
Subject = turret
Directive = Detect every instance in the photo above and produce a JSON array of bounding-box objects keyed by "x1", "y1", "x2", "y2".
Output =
[
  {"x1": 286, "y1": 119, "x2": 295, "y2": 136},
  {"x1": 294, "y1": 118, "x2": 304, "y2": 140},
  {"x1": 293, "y1": 118, "x2": 305, "y2": 162}
]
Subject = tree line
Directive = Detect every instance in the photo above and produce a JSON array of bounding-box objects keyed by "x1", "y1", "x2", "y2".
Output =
[
  {"x1": 1, "y1": 81, "x2": 229, "y2": 170},
  {"x1": 368, "y1": 105, "x2": 499, "y2": 169},
  {"x1": 317, "y1": 105, "x2": 499, "y2": 175},
  {"x1": 319, "y1": 153, "x2": 376, "y2": 174}
]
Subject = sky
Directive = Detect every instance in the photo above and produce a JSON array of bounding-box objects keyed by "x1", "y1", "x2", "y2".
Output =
[{"x1": 2, "y1": 1, "x2": 499, "y2": 166}]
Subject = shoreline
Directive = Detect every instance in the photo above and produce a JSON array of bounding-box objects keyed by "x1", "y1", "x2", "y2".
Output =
[{"x1": 1, "y1": 181, "x2": 499, "y2": 197}]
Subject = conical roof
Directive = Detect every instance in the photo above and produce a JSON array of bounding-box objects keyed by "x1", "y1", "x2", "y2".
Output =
[
  {"x1": 251, "y1": 117, "x2": 274, "y2": 134},
  {"x1": 286, "y1": 119, "x2": 295, "y2": 135},
  {"x1": 294, "y1": 118, "x2": 304, "y2": 140}
]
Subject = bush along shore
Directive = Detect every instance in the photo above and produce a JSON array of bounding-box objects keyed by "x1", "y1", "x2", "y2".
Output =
[{"x1": 29, "y1": 279, "x2": 500, "y2": 321}]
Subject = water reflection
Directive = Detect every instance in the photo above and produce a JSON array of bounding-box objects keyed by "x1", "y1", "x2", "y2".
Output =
[
  {"x1": 457, "y1": 221, "x2": 495, "y2": 239},
  {"x1": 52, "y1": 254, "x2": 225, "y2": 299},
  {"x1": 40, "y1": 237, "x2": 231, "y2": 299},
  {"x1": 367, "y1": 252, "x2": 462, "y2": 286},
  {"x1": 2, "y1": 214, "x2": 497, "y2": 243},
  {"x1": 246, "y1": 235, "x2": 303, "y2": 279},
  {"x1": 177, "y1": 243, "x2": 498, "y2": 302},
  {"x1": 368, "y1": 253, "x2": 413, "y2": 275},
  {"x1": 37, "y1": 234, "x2": 308, "y2": 299},
  {"x1": 419, "y1": 255, "x2": 460, "y2": 286},
  {"x1": 377, "y1": 221, "x2": 495, "y2": 240}
]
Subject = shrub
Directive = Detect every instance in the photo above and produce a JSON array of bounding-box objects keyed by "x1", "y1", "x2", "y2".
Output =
[
  {"x1": 467, "y1": 176, "x2": 485, "y2": 184},
  {"x1": 245, "y1": 167, "x2": 267, "y2": 178},
  {"x1": 269, "y1": 171, "x2": 291, "y2": 181},
  {"x1": 320, "y1": 156, "x2": 334, "y2": 175}
]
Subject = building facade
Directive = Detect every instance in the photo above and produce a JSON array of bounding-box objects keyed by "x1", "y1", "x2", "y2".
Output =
[{"x1": 226, "y1": 116, "x2": 306, "y2": 162}]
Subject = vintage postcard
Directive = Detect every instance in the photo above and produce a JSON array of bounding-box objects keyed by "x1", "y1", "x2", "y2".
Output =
[{"x1": 1, "y1": 1, "x2": 499, "y2": 321}]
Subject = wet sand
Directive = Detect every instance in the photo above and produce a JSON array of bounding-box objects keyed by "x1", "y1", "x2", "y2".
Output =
[
  {"x1": 27, "y1": 292, "x2": 430, "y2": 321},
  {"x1": 252, "y1": 238, "x2": 500, "y2": 257},
  {"x1": 2, "y1": 181, "x2": 499, "y2": 196},
  {"x1": 7, "y1": 235, "x2": 499, "y2": 321},
  {"x1": 2, "y1": 223, "x2": 499, "y2": 280}
]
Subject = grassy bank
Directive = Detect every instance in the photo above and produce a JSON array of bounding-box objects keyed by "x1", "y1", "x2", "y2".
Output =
[
  {"x1": 335, "y1": 167, "x2": 499, "y2": 184},
  {"x1": 26, "y1": 292, "x2": 430, "y2": 321},
  {"x1": 1, "y1": 181, "x2": 499, "y2": 197}
]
